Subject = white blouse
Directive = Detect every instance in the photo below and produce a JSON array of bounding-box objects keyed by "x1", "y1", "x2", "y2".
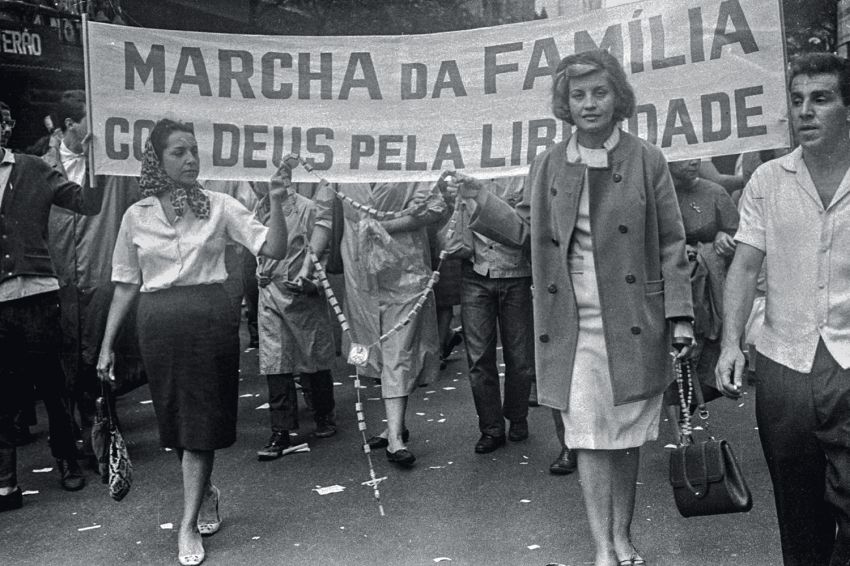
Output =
[{"x1": 112, "y1": 190, "x2": 268, "y2": 292}]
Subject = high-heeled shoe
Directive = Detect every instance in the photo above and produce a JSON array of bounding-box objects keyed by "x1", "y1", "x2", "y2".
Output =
[
  {"x1": 366, "y1": 428, "x2": 410, "y2": 449},
  {"x1": 178, "y1": 530, "x2": 205, "y2": 565},
  {"x1": 197, "y1": 485, "x2": 221, "y2": 536}
]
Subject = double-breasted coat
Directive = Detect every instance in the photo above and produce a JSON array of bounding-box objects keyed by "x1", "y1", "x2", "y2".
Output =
[{"x1": 470, "y1": 130, "x2": 693, "y2": 410}]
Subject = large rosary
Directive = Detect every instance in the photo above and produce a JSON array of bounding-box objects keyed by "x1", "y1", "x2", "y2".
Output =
[{"x1": 285, "y1": 156, "x2": 463, "y2": 515}]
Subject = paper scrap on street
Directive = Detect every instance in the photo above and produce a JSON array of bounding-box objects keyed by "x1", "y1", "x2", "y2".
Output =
[
  {"x1": 429, "y1": 466, "x2": 445, "y2": 469},
  {"x1": 139, "y1": 400, "x2": 153, "y2": 404},
  {"x1": 160, "y1": 523, "x2": 173, "y2": 530},
  {"x1": 78, "y1": 525, "x2": 102, "y2": 532},
  {"x1": 433, "y1": 559, "x2": 452, "y2": 563},
  {"x1": 416, "y1": 412, "x2": 426, "y2": 416},
  {"x1": 313, "y1": 485, "x2": 346, "y2": 495},
  {"x1": 22, "y1": 490, "x2": 38, "y2": 496},
  {"x1": 255, "y1": 403, "x2": 270, "y2": 410},
  {"x1": 282, "y1": 443, "x2": 309, "y2": 456},
  {"x1": 437, "y1": 419, "x2": 446, "y2": 423},
  {"x1": 252, "y1": 536, "x2": 260, "y2": 540},
  {"x1": 32, "y1": 468, "x2": 53, "y2": 473},
  {"x1": 333, "y1": 382, "x2": 343, "y2": 386},
  {"x1": 527, "y1": 544, "x2": 540, "y2": 550},
  {"x1": 240, "y1": 393, "x2": 254, "y2": 398},
  {"x1": 520, "y1": 499, "x2": 531, "y2": 503},
  {"x1": 442, "y1": 387, "x2": 456, "y2": 391}
]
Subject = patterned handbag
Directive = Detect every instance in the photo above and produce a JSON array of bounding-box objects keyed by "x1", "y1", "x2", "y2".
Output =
[
  {"x1": 668, "y1": 341, "x2": 752, "y2": 517},
  {"x1": 96, "y1": 383, "x2": 132, "y2": 501}
]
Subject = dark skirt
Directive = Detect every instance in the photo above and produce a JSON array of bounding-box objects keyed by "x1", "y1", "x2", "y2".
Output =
[{"x1": 137, "y1": 284, "x2": 240, "y2": 450}]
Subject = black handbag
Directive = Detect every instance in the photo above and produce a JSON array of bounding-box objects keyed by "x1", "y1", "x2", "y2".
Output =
[{"x1": 668, "y1": 347, "x2": 752, "y2": 517}]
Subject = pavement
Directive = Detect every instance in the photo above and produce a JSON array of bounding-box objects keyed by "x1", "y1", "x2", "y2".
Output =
[{"x1": 1, "y1": 323, "x2": 783, "y2": 566}]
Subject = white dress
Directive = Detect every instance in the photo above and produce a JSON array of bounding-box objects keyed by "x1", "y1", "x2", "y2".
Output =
[{"x1": 560, "y1": 131, "x2": 663, "y2": 450}]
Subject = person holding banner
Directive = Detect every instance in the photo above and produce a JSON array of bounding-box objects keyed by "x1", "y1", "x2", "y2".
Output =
[
  {"x1": 452, "y1": 49, "x2": 693, "y2": 566},
  {"x1": 96, "y1": 119, "x2": 288, "y2": 566},
  {"x1": 342, "y1": 181, "x2": 444, "y2": 468}
]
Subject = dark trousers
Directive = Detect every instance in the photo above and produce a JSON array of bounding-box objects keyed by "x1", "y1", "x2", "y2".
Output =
[
  {"x1": 0, "y1": 292, "x2": 78, "y2": 488},
  {"x1": 242, "y1": 251, "x2": 259, "y2": 344},
  {"x1": 460, "y1": 266, "x2": 533, "y2": 437},
  {"x1": 266, "y1": 371, "x2": 335, "y2": 432},
  {"x1": 756, "y1": 340, "x2": 850, "y2": 566}
]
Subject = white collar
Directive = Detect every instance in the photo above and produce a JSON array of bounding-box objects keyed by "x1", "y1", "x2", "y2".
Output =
[{"x1": 566, "y1": 127, "x2": 620, "y2": 168}]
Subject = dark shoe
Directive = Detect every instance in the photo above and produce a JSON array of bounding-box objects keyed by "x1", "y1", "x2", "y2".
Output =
[
  {"x1": 508, "y1": 420, "x2": 529, "y2": 442},
  {"x1": 386, "y1": 448, "x2": 416, "y2": 467},
  {"x1": 0, "y1": 487, "x2": 23, "y2": 512},
  {"x1": 57, "y1": 458, "x2": 85, "y2": 491},
  {"x1": 474, "y1": 433, "x2": 506, "y2": 454},
  {"x1": 549, "y1": 447, "x2": 578, "y2": 475},
  {"x1": 442, "y1": 330, "x2": 464, "y2": 360},
  {"x1": 313, "y1": 417, "x2": 337, "y2": 438},
  {"x1": 528, "y1": 382, "x2": 540, "y2": 407},
  {"x1": 367, "y1": 429, "x2": 409, "y2": 449},
  {"x1": 257, "y1": 431, "x2": 290, "y2": 461}
]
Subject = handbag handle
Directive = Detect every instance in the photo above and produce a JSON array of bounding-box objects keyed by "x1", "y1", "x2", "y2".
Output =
[{"x1": 678, "y1": 442, "x2": 710, "y2": 498}]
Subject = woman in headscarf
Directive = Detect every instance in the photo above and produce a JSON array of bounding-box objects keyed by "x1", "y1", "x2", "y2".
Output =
[{"x1": 96, "y1": 119, "x2": 288, "y2": 566}]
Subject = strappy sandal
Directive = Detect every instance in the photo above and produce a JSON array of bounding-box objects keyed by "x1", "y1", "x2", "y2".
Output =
[
  {"x1": 197, "y1": 485, "x2": 221, "y2": 536},
  {"x1": 178, "y1": 529, "x2": 205, "y2": 565}
]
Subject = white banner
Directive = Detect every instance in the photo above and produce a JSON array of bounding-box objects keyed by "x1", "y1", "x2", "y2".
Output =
[{"x1": 86, "y1": 0, "x2": 789, "y2": 182}]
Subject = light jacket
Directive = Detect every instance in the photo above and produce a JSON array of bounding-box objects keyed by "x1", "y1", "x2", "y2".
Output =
[{"x1": 470, "y1": 130, "x2": 693, "y2": 409}]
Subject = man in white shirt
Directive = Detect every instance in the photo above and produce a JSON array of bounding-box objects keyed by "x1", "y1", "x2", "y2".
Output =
[{"x1": 717, "y1": 53, "x2": 850, "y2": 566}]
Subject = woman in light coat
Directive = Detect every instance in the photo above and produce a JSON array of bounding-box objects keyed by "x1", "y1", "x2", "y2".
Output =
[{"x1": 454, "y1": 50, "x2": 694, "y2": 566}]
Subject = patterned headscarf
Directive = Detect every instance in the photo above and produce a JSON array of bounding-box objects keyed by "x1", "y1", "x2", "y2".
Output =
[{"x1": 138, "y1": 139, "x2": 210, "y2": 219}]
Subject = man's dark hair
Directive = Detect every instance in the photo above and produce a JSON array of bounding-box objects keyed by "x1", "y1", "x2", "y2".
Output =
[
  {"x1": 789, "y1": 53, "x2": 850, "y2": 106},
  {"x1": 56, "y1": 90, "x2": 86, "y2": 131},
  {"x1": 149, "y1": 118, "x2": 195, "y2": 161}
]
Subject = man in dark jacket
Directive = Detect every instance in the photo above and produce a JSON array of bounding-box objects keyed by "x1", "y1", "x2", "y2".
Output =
[{"x1": 0, "y1": 101, "x2": 103, "y2": 511}]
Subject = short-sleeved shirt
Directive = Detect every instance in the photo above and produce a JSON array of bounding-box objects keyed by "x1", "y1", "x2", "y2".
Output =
[
  {"x1": 112, "y1": 190, "x2": 268, "y2": 293},
  {"x1": 735, "y1": 147, "x2": 850, "y2": 372}
]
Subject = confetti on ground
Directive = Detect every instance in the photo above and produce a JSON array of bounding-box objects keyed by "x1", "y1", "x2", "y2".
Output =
[
  {"x1": 522, "y1": 455, "x2": 529, "y2": 459},
  {"x1": 281, "y1": 443, "x2": 310, "y2": 456},
  {"x1": 416, "y1": 412, "x2": 426, "y2": 416},
  {"x1": 738, "y1": 403, "x2": 745, "y2": 408},
  {"x1": 22, "y1": 490, "x2": 38, "y2": 496},
  {"x1": 664, "y1": 444, "x2": 677, "y2": 449},
  {"x1": 437, "y1": 419, "x2": 446, "y2": 423},
  {"x1": 520, "y1": 499, "x2": 531, "y2": 503},
  {"x1": 754, "y1": 427, "x2": 759, "y2": 430},
  {"x1": 244, "y1": 348, "x2": 256, "y2": 353},
  {"x1": 313, "y1": 485, "x2": 346, "y2": 495},
  {"x1": 333, "y1": 382, "x2": 342, "y2": 386},
  {"x1": 527, "y1": 544, "x2": 541, "y2": 550},
  {"x1": 423, "y1": 398, "x2": 429, "y2": 401},
  {"x1": 429, "y1": 466, "x2": 445, "y2": 469},
  {"x1": 32, "y1": 468, "x2": 53, "y2": 473},
  {"x1": 240, "y1": 394, "x2": 254, "y2": 398},
  {"x1": 252, "y1": 536, "x2": 260, "y2": 540},
  {"x1": 255, "y1": 403, "x2": 270, "y2": 410},
  {"x1": 78, "y1": 525, "x2": 101, "y2": 532},
  {"x1": 694, "y1": 426, "x2": 704, "y2": 431},
  {"x1": 165, "y1": 448, "x2": 173, "y2": 452},
  {"x1": 160, "y1": 523, "x2": 173, "y2": 530},
  {"x1": 426, "y1": 390, "x2": 436, "y2": 394},
  {"x1": 139, "y1": 400, "x2": 153, "y2": 404},
  {"x1": 255, "y1": 394, "x2": 261, "y2": 397},
  {"x1": 442, "y1": 387, "x2": 456, "y2": 391},
  {"x1": 433, "y1": 558, "x2": 452, "y2": 563},
  {"x1": 519, "y1": 462, "x2": 529, "y2": 465},
  {"x1": 427, "y1": 419, "x2": 434, "y2": 422},
  {"x1": 367, "y1": 397, "x2": 381, "y2": 401},
  {"x1": 136, "y1": 541, "x2": 141, "y2": 545}
]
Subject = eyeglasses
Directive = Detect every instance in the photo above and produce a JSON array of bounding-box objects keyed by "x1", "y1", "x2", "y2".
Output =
[{"x1": 1, "y1": 119, "x2": 15, "y2": 129}]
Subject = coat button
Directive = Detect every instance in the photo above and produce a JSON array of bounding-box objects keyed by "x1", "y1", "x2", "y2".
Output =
[
  {"x1": 625, "y1": 274, "x2": 636, "y2": 284},
  {"x1": 618, "y1": 225, "x2": 628, "y2": 233},
  {"x1": 547, "y1": 284, "x2": 557, "y2": 293},
  {"x1": 613, "y1": 173, "x2": 622, "y2": 182},
  {"x1": 552, "y1": 238, "x2": 560, "y2": 247},
  {"x1": 550, "y1": 187, "x2": 558, "y2": 196},
  {"x1": 630, "y1": 326, "x2": 641, "y2": 335},
  {"x1": 539, "y1": 334, "x2": 550, "y2": 343}
]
